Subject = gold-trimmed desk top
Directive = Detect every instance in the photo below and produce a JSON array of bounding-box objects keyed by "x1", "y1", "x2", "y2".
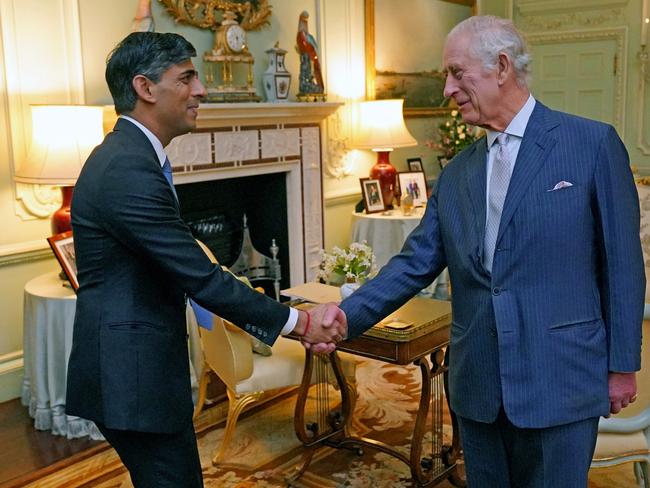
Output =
[{"x1": 283, "y1": 282, "x2": 452, "y2": 365}]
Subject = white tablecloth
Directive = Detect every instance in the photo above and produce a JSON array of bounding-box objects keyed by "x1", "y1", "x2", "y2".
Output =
[
  {"x1": 20, "y1": 271, "x2": 103, "y2": 440},
  {"x1": 351, "y1": 208, "x2": 449, "y2": 299},
  {"x1": 20, "y1": 271, "x2": 203, "y2": 440}
]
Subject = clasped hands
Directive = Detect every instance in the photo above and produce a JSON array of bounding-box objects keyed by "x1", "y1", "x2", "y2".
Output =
[{"x1": 293, "y1": 303, "x2": 348, "y2": 354}]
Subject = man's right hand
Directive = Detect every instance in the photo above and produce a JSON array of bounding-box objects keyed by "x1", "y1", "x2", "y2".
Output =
[{"x1": 294, "y1": 303, "x2": 347, "y2": 354}]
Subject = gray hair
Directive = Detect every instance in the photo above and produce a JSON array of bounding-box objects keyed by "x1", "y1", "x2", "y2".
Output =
[
  {"x1": 448, "y1": 16, "x2": 531, "y2": 87},
  {"x1": 106, "y1": 32, "x2": 197, "y2": 114}
]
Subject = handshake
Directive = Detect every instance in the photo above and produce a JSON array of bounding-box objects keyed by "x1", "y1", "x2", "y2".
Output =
[{"x1": 293, "y1": 303, "x2": 348, "y2": 354}]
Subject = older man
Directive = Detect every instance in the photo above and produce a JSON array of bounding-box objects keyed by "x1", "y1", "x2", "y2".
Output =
[{"x1": 340, "y1": 16, "x2": 644, "y2": 487}]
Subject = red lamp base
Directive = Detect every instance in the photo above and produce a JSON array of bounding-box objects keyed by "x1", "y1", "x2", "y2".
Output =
[
  {"x1": 369, "y1": 150, "x2": 398, "y2": 209},
  {"x1": 51, "y1": 186, "x2": 74, "y2": 235}
]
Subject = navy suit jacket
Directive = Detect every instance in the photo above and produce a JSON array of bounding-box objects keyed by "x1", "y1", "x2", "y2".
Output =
[
  {"x1": 66, "y1": 119, "x2": 290, "y2": 433},
  {"x1": 341, "y1": 102, "x2": 645, "y2": 428}
]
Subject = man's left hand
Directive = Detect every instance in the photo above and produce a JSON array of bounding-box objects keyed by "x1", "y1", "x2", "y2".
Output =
[{"x1": 608, "y1": 372, "x2": 637, "y2": 414}]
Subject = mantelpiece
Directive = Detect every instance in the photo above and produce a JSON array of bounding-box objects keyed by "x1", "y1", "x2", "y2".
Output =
[{"x1": 165, "y1": 102, "x2": 342, "y2": 285}]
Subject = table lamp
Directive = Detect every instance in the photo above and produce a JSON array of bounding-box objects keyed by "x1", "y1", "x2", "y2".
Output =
[
  {"x1": 14, "y1": 105, "x2": 104, "y2": 234},
  {"x1": 355, "y1": 99, "x2": 417, "y2": 208}
]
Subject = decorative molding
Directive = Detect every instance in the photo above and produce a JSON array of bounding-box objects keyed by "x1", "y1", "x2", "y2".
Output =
[
  {"x1": 0, "y1": 350, "x2": 23, "y2": 375},
  {"x1": 166, "y1": 132, "x2": 212, "y2": 167},
  {"x1": 516, "y1": 0, "x2": 629, "y2": 16},
  {"x1": 2, "y1": 0, "x2": 86, "y2": 221},
  {"x1": 0, "y1": 239, "x2": 52, "y2": 267},
  {"x1": 527, "y1": 27, "x2": 628, "y2": 137},
  {"x1": 301, "y1": 126, "x2": 324, "y2": 281},
  {"x1": 324, "y1": 107, "x2": 353, "y2": 179},
  {"x1": 638, "y1": 48, "x2": 650, "y2": 155},
  {"x1": 194, "y1": 102, "x2": 341, "y2": 129},
  {"x1": 260, "y1": 129, "x2": 300, "y2": 159},
  {"x1": 324, "y1": 187, "x2": 362, "y2": 205},
  {"x1": 518, "y1": 7, "x2": 625, "y2": 31},
  {"x1": 213, "y1": 131, "x2": 258, "y2": 163}
]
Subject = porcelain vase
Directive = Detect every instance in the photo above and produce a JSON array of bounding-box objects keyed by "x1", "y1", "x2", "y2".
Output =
[
  {"x1": 263, "y1": 45, "x2": 291, "y2": 102},
  {"x1": 340, "y1": 281, "x2": 361, "y2": 300}
]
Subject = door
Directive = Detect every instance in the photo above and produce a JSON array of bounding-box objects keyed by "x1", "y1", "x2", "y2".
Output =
[{"x1": 530, "y1": 38, "x2": 618, "y2": 125}]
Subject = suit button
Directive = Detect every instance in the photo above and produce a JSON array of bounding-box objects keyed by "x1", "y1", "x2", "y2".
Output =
[
  {"x1": 492, "y1": 287, "x2": 501, "y2": 295},
  {"x1": 245, "y1": 324, "x2": 251, "y2": 331},
  {"x1": 489, "y1": 329, "x2": 497, "y2": 337}
]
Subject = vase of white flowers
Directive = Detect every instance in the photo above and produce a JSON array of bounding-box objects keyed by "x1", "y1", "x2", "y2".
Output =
[
  {"x1": 317, "y1": 241, "x2": 377, "y2": 298},
  {"x1": 426, "y1": 109, "x2": 482, "y2": 169}
]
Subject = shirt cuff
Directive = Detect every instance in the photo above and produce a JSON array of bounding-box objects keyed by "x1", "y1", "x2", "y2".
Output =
[{"x1": 281, "y1": 307, "x2": 298, "y2": 335}]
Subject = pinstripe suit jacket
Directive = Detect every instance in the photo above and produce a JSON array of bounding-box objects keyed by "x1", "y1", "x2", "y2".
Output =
[
  {"x1": 341, "y1": 102, "x2": 645, "y2": 428},
  {"x1": 66, "y1": 119, "x2": 289, "y2": 433}
]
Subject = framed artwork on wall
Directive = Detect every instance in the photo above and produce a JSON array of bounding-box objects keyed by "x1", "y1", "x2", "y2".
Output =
[
  {"x1": 360, "y1": 177, "x2": 386, "y2": 213},
  {"x1": 47, "y1": 231, "x2": 78, "y2": 291},
  {"x1": 398, "y1": 171, "x2": 428, "y2": 207},
  {"x1": 364, "y1": 0, "x2": 476, "y2": 117}
]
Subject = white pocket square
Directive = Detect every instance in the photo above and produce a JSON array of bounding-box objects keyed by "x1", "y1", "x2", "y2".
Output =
[{"x1": 547, "y1": 181, "x2": 574, "y2": 192}]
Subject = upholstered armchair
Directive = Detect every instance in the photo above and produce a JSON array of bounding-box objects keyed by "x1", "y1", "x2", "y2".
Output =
[
  {"x1": 590, "y1": 179, "x2": 650, "y2": 485},
  {"x1": 190, "y1": 241, "x2": 357, "y2": 465}
]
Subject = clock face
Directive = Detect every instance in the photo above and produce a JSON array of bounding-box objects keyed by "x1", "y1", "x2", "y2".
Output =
[{"x1": 226, "y1": 25, "x2": 246, "y2": 52}]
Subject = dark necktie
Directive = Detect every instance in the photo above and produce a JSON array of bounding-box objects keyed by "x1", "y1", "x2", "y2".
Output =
[
  {"x1": 483, "y1": 133, "x2": 512, "y2": 272},
  {"x1": 162, "y1": 157, "x2": 178, "y2": 200}
]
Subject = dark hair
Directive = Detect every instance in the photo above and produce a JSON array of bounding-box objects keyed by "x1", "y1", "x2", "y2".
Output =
[{"x1": 106, "y1": 32, "x2": 197, "y2": 114}]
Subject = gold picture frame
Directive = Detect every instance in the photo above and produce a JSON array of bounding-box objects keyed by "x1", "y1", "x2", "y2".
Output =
[{"x1": 364, "y1": 0, "x2": 476, "y2": 117}]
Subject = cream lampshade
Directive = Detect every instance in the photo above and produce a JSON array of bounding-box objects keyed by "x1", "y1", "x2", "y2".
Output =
[
  {"x1": 355, "y1": 99, "x2": 417, "y2": 208},
  {"x1": 14, "y1": 105, "x2": 104, "y2": 234}
]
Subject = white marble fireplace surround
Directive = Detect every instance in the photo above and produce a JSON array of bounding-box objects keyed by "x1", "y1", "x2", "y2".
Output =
[{"x1": 165, "y1": 102, "x2": 341, "y2": 285}]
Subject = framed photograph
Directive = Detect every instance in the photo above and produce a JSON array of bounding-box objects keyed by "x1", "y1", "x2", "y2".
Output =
[
  {"x1": 47, "y1": 231, "x2": 78, "y2": 291},
  {"x1": 407, "y1": 157, "x2": 423, "y2": 172},
  {"x1": 398, "y1": 171, "x2": 428, "y2": 207},
  {"x1": 360, "y1": 178, "x2": 386, "y2": 213}
]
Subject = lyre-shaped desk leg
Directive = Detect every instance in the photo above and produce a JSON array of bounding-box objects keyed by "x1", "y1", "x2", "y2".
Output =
[{"x1": 289, "y1": 349, "x2": 353, "y2": 484}]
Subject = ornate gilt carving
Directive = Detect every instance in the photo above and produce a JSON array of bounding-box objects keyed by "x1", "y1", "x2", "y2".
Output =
[{"x1": 158, "y1": 0, "x2": 271, "y2": 31}]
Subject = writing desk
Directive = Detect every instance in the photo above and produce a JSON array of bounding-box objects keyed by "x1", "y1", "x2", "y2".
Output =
[{"x1": 283, "y1": 283, "x2": 464, "y2": 487}]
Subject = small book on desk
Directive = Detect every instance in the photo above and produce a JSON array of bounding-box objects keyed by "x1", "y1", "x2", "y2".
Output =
[{"x1": 282, "y1": 282, "x2": 452, "y2": 342}]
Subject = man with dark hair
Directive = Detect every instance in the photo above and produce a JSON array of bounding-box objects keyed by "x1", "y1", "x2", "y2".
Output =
[
  {"x1": 339, "y1": 16, "x2": 644, "y2": 487},
  {"x1": 66, "y1": 32, "x2": 346, "y2": 487}
]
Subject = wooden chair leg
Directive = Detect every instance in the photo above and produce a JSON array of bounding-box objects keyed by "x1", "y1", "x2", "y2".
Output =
[
  {"x1": 212, "y1": 389, "x2": 263, "y2": 465},
  {"x1": 192, "y1": 365, "x2": 210, "y2": 421}
]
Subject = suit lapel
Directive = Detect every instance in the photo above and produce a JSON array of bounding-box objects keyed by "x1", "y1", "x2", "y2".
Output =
[
  {"x1": 113, "y1": 118, "x2": 180, "y2": 211},
  {"x1": 466, "y1": 138, "x2": 488, "y2": 257},
  {"x1": 496, "y1": 103, "x2": 559, "y2": 246}
]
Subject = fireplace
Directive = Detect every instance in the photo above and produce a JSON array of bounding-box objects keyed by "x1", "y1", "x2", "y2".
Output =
[
  {"x1": 166, "y1": 102, "x2": 341, "y2": 286},
  {"x1": 177, "y1": 173, "x2": 289, "y2": 296}
]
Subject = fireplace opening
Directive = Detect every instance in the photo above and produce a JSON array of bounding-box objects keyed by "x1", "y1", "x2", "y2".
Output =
[{"x1": 176, "y1": 172, "x2": 290, "y2": 299}]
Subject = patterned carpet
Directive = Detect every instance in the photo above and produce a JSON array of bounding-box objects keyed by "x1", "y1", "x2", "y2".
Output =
[{"x1": 29, "y1": 358, "x2": 641, "y2": 487}]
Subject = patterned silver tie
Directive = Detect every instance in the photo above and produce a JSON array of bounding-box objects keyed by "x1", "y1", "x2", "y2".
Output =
[{"x1": 483, "y1": 133, "x2": 512, "y2": 273}]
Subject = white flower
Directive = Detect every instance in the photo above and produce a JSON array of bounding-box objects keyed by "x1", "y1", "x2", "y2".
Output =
[{"x1": 318, "y1": 241, "x2": 377, "y2": 282}]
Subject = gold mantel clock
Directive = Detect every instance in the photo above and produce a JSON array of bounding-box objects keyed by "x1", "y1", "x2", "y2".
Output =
[{"x1": 159, "y1": 0, "x2": 272, "y2": 102}]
